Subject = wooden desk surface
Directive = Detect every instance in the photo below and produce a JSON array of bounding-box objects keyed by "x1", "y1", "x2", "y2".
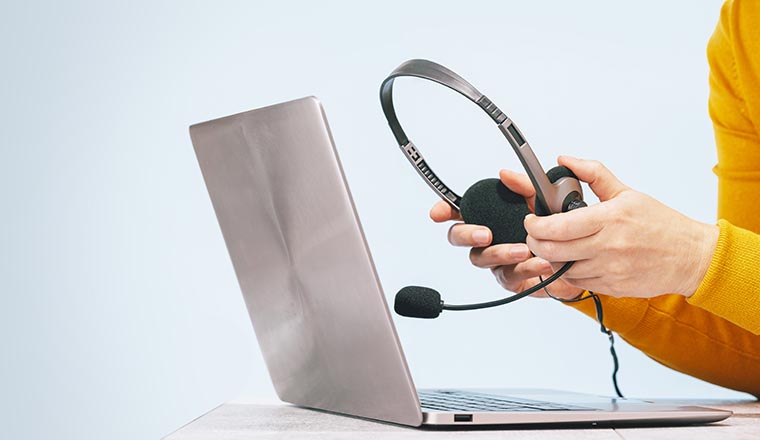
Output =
[{"x1": 164, "y1": 398, "x2": 760, "y2": 439}]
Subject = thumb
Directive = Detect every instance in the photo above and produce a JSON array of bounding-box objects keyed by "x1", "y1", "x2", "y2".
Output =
[{"x1": 557, "y1": 156, "x2": 628, "y2": 201}]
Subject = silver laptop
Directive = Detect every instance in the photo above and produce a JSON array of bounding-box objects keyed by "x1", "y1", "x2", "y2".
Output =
[{"x1": 189, "y1": 96, "x2": 731, "y2": 427}]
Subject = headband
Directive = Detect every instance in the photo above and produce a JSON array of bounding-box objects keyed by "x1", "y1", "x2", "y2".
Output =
[{"x1": 380, "y1": 59, "x2": 582, "y2": 215}]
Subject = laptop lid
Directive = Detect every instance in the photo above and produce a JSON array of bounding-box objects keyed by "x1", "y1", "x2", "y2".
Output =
[{"x1": 189, "y1": 96, "x2": 423, "y2": 426}]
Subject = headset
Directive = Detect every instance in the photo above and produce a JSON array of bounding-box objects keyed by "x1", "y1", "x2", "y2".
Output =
[{"x1": 380, "y1": 59, "x2": 623, "y2": 398}]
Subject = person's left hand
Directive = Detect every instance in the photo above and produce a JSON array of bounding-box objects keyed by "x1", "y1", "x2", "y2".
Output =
[{"x1": 525, "y1": 156, "x2": 719, "y2": 298}]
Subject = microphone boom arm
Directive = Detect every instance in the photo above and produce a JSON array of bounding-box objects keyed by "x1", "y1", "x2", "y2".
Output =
[{"x1": 442, "y1": 261, "x2": 574, "y2": 311}]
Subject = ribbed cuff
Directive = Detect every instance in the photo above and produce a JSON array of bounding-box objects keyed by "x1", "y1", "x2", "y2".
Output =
[{"x1": 687, "y1": 219, "x2": 760, "y2": 335}]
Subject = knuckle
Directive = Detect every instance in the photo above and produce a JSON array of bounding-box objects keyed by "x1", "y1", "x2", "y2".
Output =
[
  {"x1": 536, "y1": 241, "x2": 555, "y2": 260},
  {"x1": 516, "y1": 260, "x2": 536, "y2": 277},
  {"x1": 529, "y1": 258, "x2": 544, "y2": 271},
  {"x1": 502, "y1": 246, "x2": 523, "y2": 264},
  {"x1": 522, "y1": 222, "x2": 532, "y2": 237},
  {"x1": 608, "y1": 260, "x2": 627, "y2": 277},
  {"x1": 606, "y1": 235, "x2": 628, "y2": 253},
  {"x1": 590, "y1": 160, "x2": 606, "y2": 174},
  {"x1": 524, "y1": 216, "x2": 542, "y2": 236},
  {"x1": 502, "y1": 279, "x2": 519, "y2": 292},
  {"x1": 562, "y1": 265, "x2": 577, "y2": 279},
  {"x1": 523, "y1": 214, "x2": 535, "y2": 230},
  {"x1": 492, "y1": 266, "x2": 515, "y2": 290},
  {"x1": 597, "y1": 200, "x2": 615, "y2": 219},
  {"x1": 491, "y1": 266, "x2": 506, "y2": 284},
  {"x1": 602, "y1": 203, "x2": 625, "y2": 224},
  {"x1": 490, "y1": 266, "x2": 503, "y2": 279},
  {"x1": 612, "y1": 200, "x2": 631, "y2": 217},
  {"x1": 526, "y1": 236, "x2": 538, "y2": 253},
  {"x1": 545, "y1": 218, "x2": 566, "y2": 238}
]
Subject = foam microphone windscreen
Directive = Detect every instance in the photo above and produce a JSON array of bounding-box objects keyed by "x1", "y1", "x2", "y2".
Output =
[
  {"x1": 394, "y1": 286, "x2": 443, "y2": 318},
  {"x1": 459, "y1": 178, "x2": 531, "y2": 245}
]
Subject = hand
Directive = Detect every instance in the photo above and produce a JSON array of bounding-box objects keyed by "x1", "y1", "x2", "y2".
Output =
[
  {"x1": 430, "y1": 169, "x2": 584, "y2": 300},
  {"x1": 524, "y1": 156, "x2": 720, "y2": 298}
]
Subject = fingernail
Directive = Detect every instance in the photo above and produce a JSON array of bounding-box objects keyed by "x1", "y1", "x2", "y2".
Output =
[
  {"x1": 509, "y1": 244, "x2": 529, "y2": 257},
  {"x1": 472, "y1": 229, "x2": 490, "y2": 245}
]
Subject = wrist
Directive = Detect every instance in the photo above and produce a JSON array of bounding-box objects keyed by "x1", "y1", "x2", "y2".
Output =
[{"x1": 678, "y1": 221, "x2": 720, "y2": 298}]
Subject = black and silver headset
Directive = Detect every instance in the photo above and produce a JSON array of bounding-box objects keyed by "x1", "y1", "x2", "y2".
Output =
[{"x1": 380, "y1": 59, "x2": 623, "y2": 398}]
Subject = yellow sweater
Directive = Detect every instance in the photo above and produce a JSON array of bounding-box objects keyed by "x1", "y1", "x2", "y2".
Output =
[{"x1": 571, "y1": 0, "x2": 760, "y2": 396}]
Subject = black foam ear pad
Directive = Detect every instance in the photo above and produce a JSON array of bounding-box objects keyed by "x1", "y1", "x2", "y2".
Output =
[
  {"x1": 460, "y1": 178, "x2": 530, "y2": 245},
  {"x1": 546, "y1": 165, "x2": 578, "y2": 183}
]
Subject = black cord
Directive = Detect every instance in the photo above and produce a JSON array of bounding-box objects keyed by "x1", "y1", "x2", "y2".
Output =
[
  {"x1": 442, "y1": 261, "x2": 574, "y2": 311},
  {"x1": 538, "y1": 275, "x2": 624, "y2": 399}
]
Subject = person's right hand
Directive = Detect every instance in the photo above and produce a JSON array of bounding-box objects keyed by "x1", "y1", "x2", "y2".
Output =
[{"x1": 429, "y1": 169, "x2": 585, "y2": 300}]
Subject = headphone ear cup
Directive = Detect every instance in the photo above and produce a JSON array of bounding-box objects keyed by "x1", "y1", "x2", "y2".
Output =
[
  {"x1": 534, "y1": 166, "x2": 580, "y2": 216},
  {"x1": 546, "y1": 165, "x2": 578, "y2": 183},
  {"x1": 460, "y1": 178, "x2": 530, "y2": 245}
]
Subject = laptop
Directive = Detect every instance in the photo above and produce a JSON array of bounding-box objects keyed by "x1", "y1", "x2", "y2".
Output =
[{"x1": 188, "y1": 96, "x2": 731, "y2": 427}]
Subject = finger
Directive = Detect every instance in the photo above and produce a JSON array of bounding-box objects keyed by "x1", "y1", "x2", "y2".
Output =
[
  {"x1": 557, "y1": 156, "x2": 628, "y2": 202},
  {"x1": 499, "y1": 169, "x2": 535, "y2": 198},
  {"x1": 448, "y1": 223, "x2": 492, "y2": 247},
  {"x1": 526, "y1": 235, "x2": 597, "y2": 263},
  {"x1": 557, "y1": 259, "x2": 599, "y2": 281},
  {"x1": 492, "y1": 257, "x2": 553, "y2": 291},
  {"x1": 561, "y1": 276, "x2": 604, "y2": 294},
  {"x1": 512, "y1": 256, "x2": 554, "y2": 279},
  {"x1": 539, "y1": 282, "x2": 590, "y2": 300},
  {"x1": 430, "y1": 200, "x2": 462, "y2": 222},
  {"x1": 523, "y1": 204, "x2": 606, "y2": 241},
  {"x1": 491, "y1": 265, "x2": 524, "y2": 292},
  {"x1": 536, "y1": 263, "x2": 594, "y2": 299},
  {"x1": 499, "y1": 169, "x2": 536, "y2": 212},
  {"x1": 469, "y1": 243, "x2": 531, "y2": 268}
]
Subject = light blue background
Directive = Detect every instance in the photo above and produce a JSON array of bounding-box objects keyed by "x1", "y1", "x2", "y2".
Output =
[{"x1": 0, "y1": 1, "x2": 740, "y2": 439}]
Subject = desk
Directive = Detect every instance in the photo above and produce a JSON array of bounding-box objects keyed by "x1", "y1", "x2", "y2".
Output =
[{"x1": 164, "y1": 398, "x2": 760, "y2": 439}]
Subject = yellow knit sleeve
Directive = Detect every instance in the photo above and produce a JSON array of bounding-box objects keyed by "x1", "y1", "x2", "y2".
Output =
[
  {"x1": 694, "y1": 0, "x2": 760, "y2": 334},
  {"x1": 688, "y1": 220, "x2": 760, "y2": 334}
]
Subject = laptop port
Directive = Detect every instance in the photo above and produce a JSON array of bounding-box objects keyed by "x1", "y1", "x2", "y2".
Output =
[{"x1": 454, "y1": 414, "x2": 473, "y2": 423}]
